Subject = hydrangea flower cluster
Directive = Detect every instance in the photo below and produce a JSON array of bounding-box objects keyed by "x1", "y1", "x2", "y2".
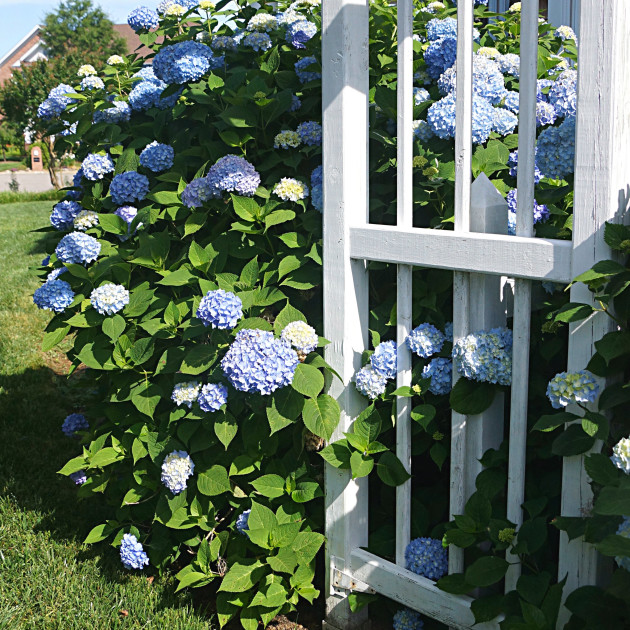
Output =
[
  {"x1": 546, "y1": 371, "x2": 599, "y2": 409},
  {"x1": 536, "y1": 115, "x2": 576, "y2": 180},
  {"x1": 405, "y1": 537, "x2": 448, "y2": 581},
  {"x1": 274, "y1": 130, "x2": 302, "y2": 149},
  {"x1": 508, "y1": 150, "x2": 543, "y2": 184},
  {"x1": 196, "y1": 289, "x2": 243, "y2": 329},
  {"x1": 548, "y1": 69, "x2": 577, "y2": 118},
  {"x1": 80, "y1": 76, "x2": 105, "y2": 91},
  {"x1": 426, "y1": 17, "x2": 457, "y2": 41},
  {"x1": 70, "y1": 470, "x2": 87, "y2": 485},
  {"x1": 536, "y1": 102, "x2": 557, "y2": 127},
  {"x1": 107, "y1": 55, "x2": 125, "y2": 65},
  {"x1": 77, "y1": 64, "x2": 96, "y2": 77},
  {"x1": 120, "y1": 533, "x2": 150, "y2": 570},
  {"x1": 81, "y1": 153, "x2": 115, "y2": 181},
  {"x1": 74, "y1": 210, "x2": 99, "y2": 231},
  {"x1": 611, "y1": 437, "x2": 630, "y2": 474},
  {"x1": 286, "y1": 20, "x2": 317, "y2": 48},
  {"x1": 90, "y1": 284, "x2": 130, "y2": 315},
  {"x1": 172, "y1": 381, "x2": 202, "y2": 408},
  {"x1": 198, "y1": 383, "x2": 228, "y2": 412},
  {"x1": 37, "y1": 83, "x2": 75, "y2": 119},
  {"x1": 370, "y1": 341, "x2": 397, "y2": 380},
  {"x1": 94, "y1": 100, "x2": 132, "y2": 124},
  {"x1": 205, "y1": 155, "x2": 261, "y2": 197},
  {"x1": 452, "y1": 327, "x2": 513, "y2": 386},
  {"x1": 355, "y1": 365, "x2": 388, "y2": 399},
  {"x1": 128, "y1": 6, "x2": 160, "y2": 31},
  {"x1": 290, "y1": 94, "x2": 302, "y2": 111},
  {"x1": 422, "y1": 357, "x2": 453, "y2": 395},
  {"x1": 33, "y1": 279, "x2": 75, "y2": 313},
  {"x1": 211, "y1": 35, "x2": 238, "y2": 51},
  {"x1": 161, "y1": 450, "x2": 195, "y2": 494},
  {"x1": 311, "y1": 165, "x2": 322, "y2": 212},
  {"x1": 281, "y1": 320, "x2": 318, "y2": 354},
  {"x1": 110, "y1": 172, "x2": 150, "y2": 205},
  {"x1": 273, "y1": 178, "x2": 309, "y2": 202},
  {"x1": 506, "y1": 188, "x2": 550, "y2": 235},
  {"x1": 424, "y1": 35, "x2": 457, "y2": 80},
  {"x1": 140, "y1": 141, "x2": 175, "y2": 172},
  {"x1": 406, "y1": 323, "x2": 445, "y2": 358},
  {"x1": 56, "y1": 232, "x2": 101, "y2": 265},
  {"x1": 153, "y1": 41, "x2": 223, "y2": 84},
  {"x1": 50, "y1": 200, "x2": 82, "y2": 230},
  {"x1": 236, "y1": 509, "x2": 251, "y2": 534},
  {"x1": 492, "y1": 108, "x2": 518, "y2": 136},
  {"x1": 248, "y1": 13, "x2": 278, "y2": 31},
  {"x1": 498, "y1": 53, "x2": 520, "y2": 77},
  {"x1": 438, "y1": 56, "x2": 507, "y2": 105},
  {"x1": 61, "y1": 413, "x2": 89, "y2": 437},
  {"x1": 295, "y1": 56, "x2": 320, "y2": 83},
  {"x1": 503, "y1": 91, "x2": 520, "y2": 113},
  {"x1": 414, "y1": 87, "x2": 430, "y2": 105},
  {"x1": 182, "y1": 177, "x2": 214, "y2": 207},
  {"x1": 129, "y1": 67, "x2": 182, "y2": 111},
  {"x1": 393, "y1": 608, "x2": 424, "y2": 630},
  {"x1": 615, "y1": 518, "x2": 630, "y2": 572},
  {"x1": 243, "y1": 32, "x2": 273, "y2": 51},
  {"x1": 296, "y1": 121, "x2": 322, "y2": 146},
  {"x1": 555, "y1": 25, "x2": 577, "y2": 42},
  {"x1": 221, "y1": 329, "x2": 299, "y2": 395},
  {"x1": 47, "y1": 267, "x2": 68, "y2": 282},
  {"x1": 427, "y1": 95, "x2": 495, "y2": 145},
  {"x1": 115, "y1": 205, "x2": 140, "y2": 239}
]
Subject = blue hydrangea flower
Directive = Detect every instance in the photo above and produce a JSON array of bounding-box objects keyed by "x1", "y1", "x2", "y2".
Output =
[
  {"x1": 110, "y1": 172, "x2": 150, "y2": 205},
  {"x1": 405, "y1": 538, "x2": 448, "y2": 581},
  {"x1": 90, "y1": 284, "x2": 130, "y2": 315},
  {"x1": 243, "y1": 32, "x2": 273, "y2": 51},
  {"x1": 546, "y1": 371, "x2": 599, "y2": 409},
  {"x1": 615, "y1": 517, "x2": 630, "y2": 572},
  {"x1": 555, "y1": 25, "x2": 577, "y2": 42},
  {"x1": 56, "y1": 232, "x2": 101, "y2": 265},
  {"x1": 47, "y1": 267, "x2": 68, "y2": 282},
  {"x1": 286, "y1": 20, "x2": 317, "y2": 49},
  {"x1": 206, "y1": 155, "x2": 261, "y2": 197},
  {"x1": 290, "y1": 94, "x2": 302, "y2": 111},
  {"x1": 406, "y1": 323, "x2": 445, "y2": 358},
  {"x1": 115, "y1": 205, "x2": 140, "y2": 240},
  {"x1": 140, "y1": 141, "x2": 174, "y2": 172},
  {"x1": 33, "y1": 279, "x2": 75, "y2": 312},
  {"x1": 355, "y1": 365, "x2": 388, "y2": 399},
  {"x1": 182, "y1": 177, "x2": 216, "y2": 208},
  {"x1": 393, "y1": 608, "x2": 424, "y2": 630},
  {"x1": 422, "y1": 357, "x2": 453, "y2": 395},
  {"x1": 80, "y1": 76, "x2": 104, "y2": 91},
  {"x1": 172, "y1": 381, "x2": 202, "y2": 408},
  {"x1": 94, "y1": 100, "x2": 131, "y2": 125},
  {"x1": 37, "y1": 84, "x2": 75, "y2": 119},
  {"x1": 438, "y1": 56, "x2": 507, "y2": 105},
  {"x1": 452, "y1": 327, "x2": 513, "y2": 386},
  {"x1": 236, "y1": 509, "x2": 251, "y2": 535},
  {"x1": 444, "y1": 322, "x2": 453, "y2": 342},
  {"x1": 506, "y1": 189, "x2": 549, "y2": 235},
  {"x1": 281, "y1": 320, "x2": 318, "y2": 354},
  {"x1": 128, "y1": 6, "x2": 160, "y2": 31},
  {"x1": 120, "y1": 533, "x2": 150, "y2": 570},
  {"x1": 503, "y1": 91, "x2": 520, "y2": 113},
  {"x1": 161, "y1": 450, "x2": 195, "y2": 494},
  {"x1": 498, "y1": 53, "x2": 520, "y2": 77},
  {"x1": 370, "y1": 341, "x2": 397, "y2": 380},
  {"x1": 81, "y1": 153, "x2": 115, "y2": 181},
  {"x1": 295, "y1": 56, "x2": 321, "y2": 83},
  {"x1": 198, "y1": 383, "x2": 228, "y2": 412},
  {"x1": 427, "y1": 95, "x2": 494, "y2": 144},
  {"x1": 70, "y1": 470, "x2": 87, "y2": 485},
  {"x1": 129, "y1": 71, "x2": 182, "y2": 111},
  {"x1": 424, "y1": 36, "x2": 457, "y2": 79},
  {"x1": 536, "y1": 102, "x2": 557, "y2": 127},
  {"x1": 296, "y1": 121, "x2": 322, "y2": 146},
  {"x1": 548, "y1": 69, "x2": 577, "y2": 118},
  {"x1": 310, "y1": 165, "x2": 323, "y2": 212},
  {"x1": 426, "y1": 18, "x2": 457, "y2": 41},
  {"x1": 508, "y1": 150, "x2": 542, "y2": 184},
  {"x1": 50, "y1": 200, "x2": 82, "y2": 230},
  {"x1": 492, "y1": 108, "x2": 518, "y2": 136},
  {"x1": 61, "y1": 413, "x2": 89, "y2": 437},
  {"x1": 413, "y1": 120, "x2": 434, "y2": 142},
  {"x1": 211, "y1": 35, "x2": 238, "y2": 51},
  {"x1": 611, "y1": 437, "x2": 630, "y2": 475},
  {"x1": 414, "y1": 88, "x2": 430, "y2": 106},
  {"x1": 537, "y1": 79, "x2": 555, "y2": 102},
  {"x1": 196, "y1": 289, "x2": 243, "y2": 329},
  {"x1": 536, "y1": 115, "x2": 576, "y2": 180},
  {"x1": 153, "y1": 41, "x2": 223, "y2": 84},
  {"x1": 221, "y1": 329, "x2": 299, "y2": 395},
  {"x1": 60, "y1": 121, "x2": 78, "y2": 137}
]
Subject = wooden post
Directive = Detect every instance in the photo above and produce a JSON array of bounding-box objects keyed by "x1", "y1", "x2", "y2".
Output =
[
  {"x1": 322, "y1": 0, "x2": 370, "y2": 627},
  {"x1": 557, "y1": 1, "x2": 630, "y2": 626}
]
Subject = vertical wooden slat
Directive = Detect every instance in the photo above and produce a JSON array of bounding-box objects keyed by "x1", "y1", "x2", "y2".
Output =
[
  {"x1": 449, "y1": 0, "x2": 474, "y2": 576},
  {"x1": 322, "y1": 0, "x2": 371, "y2": 626},
  {"x1": 505, "y1": 0, "x2": 539, "y2": 593},
  {"x1": 395, "y1": 0, "x2": 414, "y2": 568},
  {"x1": 557, "y1": 1, "x2": 630, "y2": 625}
]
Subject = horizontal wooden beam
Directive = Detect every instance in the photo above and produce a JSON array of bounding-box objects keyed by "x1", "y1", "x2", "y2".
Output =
[
  {"x1": 349, "y1": 225, "x2": 574, "y2": 282},
  {"x1": 349, "y1": 548, "x2": 501, "y2": 629}
]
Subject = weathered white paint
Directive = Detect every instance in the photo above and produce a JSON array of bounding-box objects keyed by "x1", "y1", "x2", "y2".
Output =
[
  {"x1": 322, "y1": 0, "x2": 371, "y2": 626},
  {"x1": 349, "y1": 226, "x2": 574, "y2": 282},
  {"x1": 557, "y1": 1, "x2": 630, "y2": 625}
]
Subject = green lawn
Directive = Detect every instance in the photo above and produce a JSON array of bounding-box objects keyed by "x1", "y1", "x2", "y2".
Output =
[
  {"x1": 0, "y1": 202, "x2": 213, "y2": 629},
  {"x1": 0, "y1": 161, "x2": 27, "y2": 172}
]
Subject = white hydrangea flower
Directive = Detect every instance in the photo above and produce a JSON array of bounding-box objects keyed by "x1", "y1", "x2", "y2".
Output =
[
  {"x1": 247, "y1": 13, "x2": 278, "y2": 32},
  {"x1": 165, "y1": 3, "x2": 186, "y2": 16},
  {"x1": 161, "y1": 450, "x2": 195, "y2": 494},
  {"x1": 107, "y1": 55, "x2": 125, "y2": 66},
  {"x1": 612, "y1": 437, "x2": 630, "y2": 474},
  {"x1": 199, "y1": 0, "x2": 215, "y2": 9},
  {"x1": 171, "y1": 381, "x2": 201, "y2": 408},
  {"x1": 477, "y1": 47, "x2": 501, "y2": 59},
  {"x1": 282, "y1": 320, "x2": 318, "y2": 354},
  {"x1": 74, "y1": 210, "x2": 99, "y2": 231},
  {"x1": 508, "y1": 2, "x2": 521, "y2": 11},
  {"x1": 273, "y1": 178, "x2": 309, "y2": 202},
  {"x1": 78, "y1": 64, "x2": 97, "y2": 77}
]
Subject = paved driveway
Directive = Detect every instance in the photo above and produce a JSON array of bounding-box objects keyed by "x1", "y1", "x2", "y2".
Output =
[{"x1": 0, "y1": 170, "x2": 77, "y2": 193}]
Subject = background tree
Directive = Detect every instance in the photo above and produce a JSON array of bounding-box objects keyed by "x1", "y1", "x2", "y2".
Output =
[
  {"x1": 0, "y1": 0, "x2": 126, "y2": 187},
  {"x1": 0, "y1": 121, "x2": 22, "y2": 162}
]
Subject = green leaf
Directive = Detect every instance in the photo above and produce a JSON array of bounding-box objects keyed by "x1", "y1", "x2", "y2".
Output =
[
  {"x1": 273, "y1": 303, "x2": 306, "y2": 336},
  {"x1": 599, "y1": 383, "x2": 630, "y2": 410},
  {"x1": 42, "y1": 324, "x2": 70, "y2": 352},
  {"x1": 594, "y1": 487, "x2": 630, "y2": 515},
  {"x1": 197, "y1": 466, "x2": 231, "y2": 496},
  {"x1": 354, "y1": 405, "x2": 382, "y2": 443},
  {"x1": 554, "y1": 302, "x2": 595, "y2": 323},
  {"x1": 318, "y1": 441, "x2": 352, "y2": 469},
  {"x1": 102, "y1": 315, "x2": 126, "y2": 341},
  {"x1": 218, "y1": 560, "x2": 267, "y2": 593},
  {"x1": 376, "y1": 451, "x2": 411, "y2": 487},
  {"x1": 302, "y1": 395, "x2": 340, "y2": 441},
  {"x1": 445, "y1": 529, "x2": 476, "y2": 548},
  {"x1": 251, "y1": 474, "x2": 286, "y2": 499},
  {"x1": 449, "y1": 379, "x2": 496, "y2": 415},
  {"x1": 551, "y1": 424, "x2": 596, "y2": 456},
  {"x1": 131, "y1": 383, "x2": 162, "y2": 418},
  {"x1": 214, "y1": 412, "x2": 237, "y2": 449},
  {"x1": 90, "y1": 447, "x2": 123, "y2": 468},
  {"x1": 604, "y1": 222, "x2": 630, "y2": 252},
  {"x1": 471, "y1": 594, "x2": 504, "y2": 624},
  {"x1": 84, "y1": 522, "x2": 114, "y2": 544},
  {"x1": 585, "y1": 453, "x2": 620, "y2": 486},
  {"x1": 596, "y1": 534, "x2": 630, "y2": 558},
  {"x1": 573, "y1": 260, "x2": 626, "y2": 284},
  {"x1": 181, "y1": 345, "x2": 216, "y2": 375},
  {"x1": 147, "y1": 190, "x2": 181, "y2": 206},
  {"x1": 465, "y1": 493, "x2": 492, "y2": 526},
  {"x1": 231, "y1": 195, "x2": 259, "y2": 221},
  {"x1": 410, "y1": 404, "x2": 436, "y2": 430},
  {"x1": 291, "y1": 481, "x2": 323, "y2": 503},
  {"x1": 291, "y1": 363, "x2": 324, "y2": 398},
  {"x1": 465, "y1": 556, "x2": 509, "y2": 587},
  {"x1": 58, "y1": 455, "x2": 87, "y2": 476},
  {"x1": 124, "y1": 289, "x2": 154, "y2": 317},
  {"x1": 291, "y1": 531, "x2": 324, "y2": 565},
  {"x1": 98, "y1": 213, "x2": 128, "y2": 235},
  {"x1": 350, "y1": 451, "x2": 374, "y2": 479},
  {"x1": 188, "y1": 241, "x2": 212, "y2": 269},
  {"x1": 436, "y1": 574, "x2": 473, "y2": 595},
  {"x1": 266, "y1": 387, "x2": 303, "y2": 435},
  {"x1": 114, "y1": 148, "x2": 140, "y2": 175},
  {"x1": 595, "y1": 331, "x2": 630, "y2": 363},
  {"x1": 130, "y1": 337, "x2": 154, "y2": 365},
  {"x1": 157, "y1": 268, "x2": 195, "y2": 286},
  {"x1": 267, "y1": 548, "x2": 298, "y2": 574},
  {"x1": 175, "y1": 571, "x2": 210, "y2": 592},
  {"x1": 532, "y1": 412, "x2": 578, "y2": 432},
  {"x1": 265, "y1": 209, "x2": 295, "y2": 229}
]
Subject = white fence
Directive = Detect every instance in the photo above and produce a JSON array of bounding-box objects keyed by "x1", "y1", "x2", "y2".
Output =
[
  {"x1": 321, "y1": 1, "x2": 630, "y2": 629},
  {"x1": 489, "y1": 0, "x2": 581, "y2": 34}
]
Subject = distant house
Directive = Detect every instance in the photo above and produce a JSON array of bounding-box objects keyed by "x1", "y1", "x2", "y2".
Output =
[{"x1": 0, "y1": 24, "x2": 149, "y2": 88}]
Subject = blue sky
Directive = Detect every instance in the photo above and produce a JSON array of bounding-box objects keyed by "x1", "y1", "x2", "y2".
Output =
[{"x1": 0, "y1": 1, "x2": 141, "y2": 61}]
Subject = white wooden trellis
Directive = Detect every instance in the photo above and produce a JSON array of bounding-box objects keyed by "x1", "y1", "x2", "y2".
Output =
[{"x1": 321, "y1": 1, "x2": 630, "y2": 629}]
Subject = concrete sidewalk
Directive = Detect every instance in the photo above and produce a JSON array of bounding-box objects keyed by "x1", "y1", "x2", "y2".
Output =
[{"x1": 0, "y1": 169, "x2": 77, "y2": 193}]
